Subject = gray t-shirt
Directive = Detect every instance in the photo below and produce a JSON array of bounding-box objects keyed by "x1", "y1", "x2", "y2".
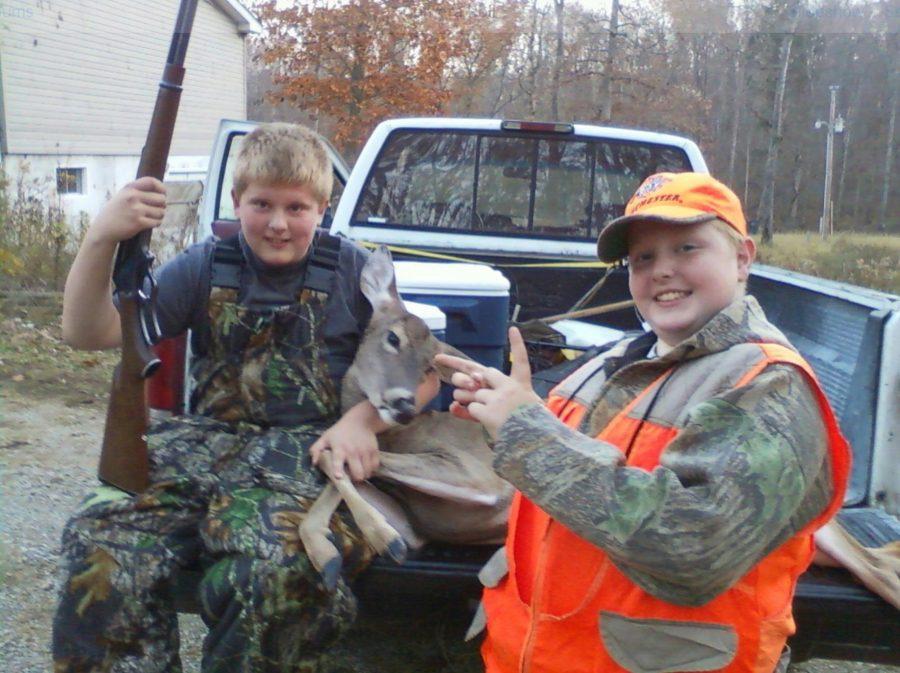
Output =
[{"x1": 152, "y1": 233, "x2": 372, "y2": 388}]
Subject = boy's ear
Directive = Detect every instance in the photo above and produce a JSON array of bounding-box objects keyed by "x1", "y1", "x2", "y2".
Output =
[
  {"x1": 231, "y1": 188, "x2": 240, "y2": 214},
  {"x1": 737, "y1": 237, "x2": 756, "y2": 281}
]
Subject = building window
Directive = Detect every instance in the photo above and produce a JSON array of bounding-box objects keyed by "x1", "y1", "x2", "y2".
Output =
[{"x1": 57, "y1": 167, "x2": 85, "y2": 194}]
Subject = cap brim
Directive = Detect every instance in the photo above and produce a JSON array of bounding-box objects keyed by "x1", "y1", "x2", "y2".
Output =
[{"x1": 596, "y1": 209, "x2": 719, "y2": 262}]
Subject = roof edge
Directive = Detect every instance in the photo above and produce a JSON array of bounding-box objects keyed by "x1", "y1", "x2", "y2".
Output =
[{"x1": 211, "y1": 0, "x2": 262, "y2": 35}]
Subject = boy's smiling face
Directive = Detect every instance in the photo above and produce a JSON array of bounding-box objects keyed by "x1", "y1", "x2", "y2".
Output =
[
  {"x1": 627, "y1": 220, "x2": 755, "y2": 348},
  {"x1": 234, "y1": 182, "x2": 326, "y2": 266}
]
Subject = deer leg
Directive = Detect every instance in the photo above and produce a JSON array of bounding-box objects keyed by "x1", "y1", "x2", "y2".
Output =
[
  {"x1": 331, "y1": 476, "x2": 407, "y2": 564},
  {"x1": 318, "y1": 451, "x2": 407, "y2": 564},
  {"x1": 297, "y1": 484, "x2": 344, "y2": 592}
]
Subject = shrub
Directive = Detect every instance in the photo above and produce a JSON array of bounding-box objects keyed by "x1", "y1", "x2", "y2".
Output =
[
  {"x1": 0, "y1": 164, "x2": 82, "y2": 291},
  {"x1": 754, "y1": 233, "x2": 900, "y2": 294}
]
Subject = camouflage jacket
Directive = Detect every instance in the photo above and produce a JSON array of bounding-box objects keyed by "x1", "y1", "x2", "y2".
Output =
[{"x1": 493, "y1": 296, "x2": 834, "y2": 605}]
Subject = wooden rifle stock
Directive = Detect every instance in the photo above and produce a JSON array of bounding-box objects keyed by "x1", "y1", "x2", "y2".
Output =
[{"x1": 98, "y1": 0, "x2": 199, "y2": 494}]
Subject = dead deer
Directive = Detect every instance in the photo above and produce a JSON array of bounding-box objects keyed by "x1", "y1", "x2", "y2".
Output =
[{"x1": 299, "y1": 246, "x2": 513, "y2": 589}]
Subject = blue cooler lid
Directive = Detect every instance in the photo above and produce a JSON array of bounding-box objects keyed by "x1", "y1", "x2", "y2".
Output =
[
  {"x1": 395, "y1": 262, "x2": 510, "y2": 297},
  {"x1": 404, "y1": 300, "x2": 447, "y2": 332}
]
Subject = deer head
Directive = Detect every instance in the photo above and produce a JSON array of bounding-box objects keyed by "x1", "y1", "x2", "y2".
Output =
[{"x1": 342, "y1": 246, "x2": 464, "y2": 425}]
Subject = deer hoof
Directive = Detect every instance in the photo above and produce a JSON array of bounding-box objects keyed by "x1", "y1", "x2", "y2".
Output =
[
  {"x1": 386, "y1": 538, "x2": 408, "y2": 564},
  {"x1": 321, "y1": 556, "x2": 342, "y2": 592}
]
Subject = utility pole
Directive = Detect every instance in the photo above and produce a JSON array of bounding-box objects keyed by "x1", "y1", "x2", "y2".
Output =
[{"x1": 815, "y1": 85, "x2": 844, "y2": 237}]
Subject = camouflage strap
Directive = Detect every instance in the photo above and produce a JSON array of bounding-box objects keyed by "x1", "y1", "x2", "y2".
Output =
[
  {"x1": 210, "y1": 234, "x2": 243, "y2": 289},
  {"x1": 210, "y1": 229, "x2": 342, "y2": 294}
]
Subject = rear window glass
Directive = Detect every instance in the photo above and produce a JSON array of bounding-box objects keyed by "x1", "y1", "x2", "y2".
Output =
[{"x1": 353, "y1": 130, "x2": 691, "y2": 239}]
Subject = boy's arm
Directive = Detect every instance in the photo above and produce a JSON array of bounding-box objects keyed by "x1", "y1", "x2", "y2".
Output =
[
  {"x1": 310, "y1": 371, "x2": 441, "y2": 481},
  {"x1": 493, "y1": 364, "x2": 831, "y2": 606},
  {"x1": 62, "y1": 177, "x2": 166, "y2": 349}
]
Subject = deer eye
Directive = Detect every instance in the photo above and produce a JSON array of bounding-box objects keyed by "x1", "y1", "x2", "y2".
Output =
[{"x1": 386, "y1": 331, "x2": 401, "y2": 349}]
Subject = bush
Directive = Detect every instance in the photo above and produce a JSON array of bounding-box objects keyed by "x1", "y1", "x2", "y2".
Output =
[
  {"x1": 754, "y1": 232, "x2": 900, "y2": 294},
  {"x1": 0, "y1": 164, "x2": 84, "y2": 291}
]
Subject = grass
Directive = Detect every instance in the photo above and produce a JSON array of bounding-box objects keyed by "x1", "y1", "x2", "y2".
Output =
[{"x1": 754, "y1": 232, "x2": 899, "y2": 295}]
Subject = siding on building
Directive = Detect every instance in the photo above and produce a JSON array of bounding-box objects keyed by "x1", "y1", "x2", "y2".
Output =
[{"x1": 0, "y1": 0, "x2": 248, "y2": 157}]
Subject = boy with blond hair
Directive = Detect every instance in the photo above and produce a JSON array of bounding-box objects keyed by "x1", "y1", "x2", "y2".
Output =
[
  {"x1": 54, "y1": 123, "x2": 401, "y2": 672},
  {"x1": 438, "y1": 173, "x2": 850, "y2": 673}
]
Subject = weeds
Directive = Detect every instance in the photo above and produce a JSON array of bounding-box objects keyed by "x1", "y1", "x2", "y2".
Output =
[
  {"x1": 754, "y1": 232, "x2": 900, "y2": 294},
  {"x1": 0, "y1": 164, "x2": 85, "y2": 291}
]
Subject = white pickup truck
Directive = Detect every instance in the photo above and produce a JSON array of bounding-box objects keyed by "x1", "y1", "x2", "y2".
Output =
[{"x1": 153, "y1": 117, "x2": 899, "y2": 664}]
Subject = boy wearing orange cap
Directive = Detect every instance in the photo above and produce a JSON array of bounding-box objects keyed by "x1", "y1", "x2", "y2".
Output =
[{"x1": 437, "y1": 173, "x2": 850, "y2": 673}]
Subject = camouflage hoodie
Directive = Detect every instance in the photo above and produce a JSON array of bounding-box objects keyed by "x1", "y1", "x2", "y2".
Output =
[{"x1": 493, "y1": 295, "x2": 834, "y2": 606}]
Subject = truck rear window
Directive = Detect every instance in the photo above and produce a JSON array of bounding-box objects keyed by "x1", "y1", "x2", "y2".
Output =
[{"x1": 353, "y1": 131, "x2": 692, "y2": 239}]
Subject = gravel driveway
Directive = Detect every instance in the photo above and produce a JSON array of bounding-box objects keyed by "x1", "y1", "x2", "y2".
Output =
[{"x1": 0, "y1": 305, "x2": 897, "y2": 672}]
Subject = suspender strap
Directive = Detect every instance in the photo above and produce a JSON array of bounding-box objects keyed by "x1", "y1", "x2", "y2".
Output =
[
  {"x1": 304, "y1": 230, "x2": 342, "y2": 294},
  {"x1": 210, "y1": 234, "x2": 243, "y2": 289}
]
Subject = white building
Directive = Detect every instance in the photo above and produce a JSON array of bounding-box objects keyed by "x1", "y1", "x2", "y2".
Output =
[{"x1": 0, "y1": 0, "x2": 260, "y2": 224}]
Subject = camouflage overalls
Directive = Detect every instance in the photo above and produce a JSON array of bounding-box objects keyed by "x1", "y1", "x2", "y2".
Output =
[{"x1": 53, "y1": 235, "x2": 373, "y2": 673}]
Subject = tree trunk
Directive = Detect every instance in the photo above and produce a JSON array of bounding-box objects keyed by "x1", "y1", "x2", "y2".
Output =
[
  {"x1": 551, "y1": 0, "x2": 564, "y2": 119},
  {"x1": 877, "y1": 44, "x2": 898, "y2": 232},
  {"x1": 788, "y1": 152, "x2": 804, "y2": 229},
  {"x1": 598, "y1": 0, "x2": 619, "y2": 122},
  {"x1": 727, "y1": 29, "x2": 748, "y2": 186},
  {"x1": 757, "y1": 5, "x2": 801, "y2": 244},
  {"x1": 744, "y1": 129, "x2": 752, "y2": 208},
  {"x1": 527, "y1": 0, "x2": 539, "y2": 116},
  {"x1": 835, "y1": 96, "x2": 854, "y2": 224}
]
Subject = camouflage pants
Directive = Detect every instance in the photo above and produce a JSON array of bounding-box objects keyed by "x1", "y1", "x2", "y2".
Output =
[{"x1": 52, "y1": 415, "x2": 373, "y2": 673}]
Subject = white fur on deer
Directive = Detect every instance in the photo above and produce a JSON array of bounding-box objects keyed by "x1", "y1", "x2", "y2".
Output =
[{"x1": 298, "y1": 246, "x2": 513, "y2": 590}]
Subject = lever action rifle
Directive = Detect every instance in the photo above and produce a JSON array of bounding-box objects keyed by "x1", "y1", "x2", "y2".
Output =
[{"x1": 98, "y1": 0, "x2": 199, "y2": 494}]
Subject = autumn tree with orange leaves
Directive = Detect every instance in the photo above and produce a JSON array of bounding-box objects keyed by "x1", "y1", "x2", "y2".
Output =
[{"x1": 255, "y1": 0, "x2": 482, "y2": 152}]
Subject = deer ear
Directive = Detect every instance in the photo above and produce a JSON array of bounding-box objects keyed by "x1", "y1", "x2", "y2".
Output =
[
  {"x1": 434, "y1": 342, "x2": 473, "y2": 383},
  {"x1": 360, "y1": 245, "x2": 402, "y2": 310}
]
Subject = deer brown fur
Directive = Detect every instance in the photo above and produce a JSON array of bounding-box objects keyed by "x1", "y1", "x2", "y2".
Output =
[{"x1": 299, "y1": 246, "x2": 512, "y2": 589}]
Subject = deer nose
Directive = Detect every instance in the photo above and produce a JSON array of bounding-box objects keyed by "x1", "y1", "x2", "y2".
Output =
[{"x1": 391, "y1": 396, "x2": 417, "y2": 425}]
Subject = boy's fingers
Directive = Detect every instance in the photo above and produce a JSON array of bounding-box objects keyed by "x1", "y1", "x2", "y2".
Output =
[
  {"x1": 137, "y1": 216, "x2": 163, "y2": 229},
  {"x1": 435, "y1": 353, "x2": 481, "y2": 376},
  {"x1": 449, "y1": 371, "x2": 477, "y2": 390},
  {"x1": 449, "y1": 401, "x2": 477, "y2": 422},
  {"x1": 347, "y1": 456, "x2": 365, "y2": 482},
  {"x1": 309, "y1": 436, "x2": 326, "y2": 465},
  {"x1": 367, "y1": 449, "x2": 380, "y2": 475},
  {"x1": 330, "y1": 445, "x2": 345, "y2": 479},
  {"x1": 508, "y1": 327, "x2": 532, "y2": 385},
  {"x1": 133, "y1": 176, "x2": 167, "y2": 194},
  {"x1": 452, "y1": 387, "x2": 478, "y2": 405},
  {"x1": 139, "y1": 191, "x2": 167, "y2": 207}
]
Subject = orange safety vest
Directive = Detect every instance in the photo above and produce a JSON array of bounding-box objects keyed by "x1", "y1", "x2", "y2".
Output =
[{"x1": 481, "y1": 343, "x2": 851, "y2": 673}]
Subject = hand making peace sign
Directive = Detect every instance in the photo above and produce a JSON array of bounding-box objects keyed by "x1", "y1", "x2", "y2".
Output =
[{"x1": 434, "y1": 326, "x2": 543, "y2": 439}]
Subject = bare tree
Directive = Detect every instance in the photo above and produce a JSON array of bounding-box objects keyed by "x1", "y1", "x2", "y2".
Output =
[
  {"x1": 877, "y1": 37, "x2": 898, "y2": 232},
  {"x1": 551, "y1": 0, "x2": 565, "y2": 119},
  {"x1": 597, "y1": 0, "x2": 619, "y2": 122},
  {"x1": 757, "y1": 2, "x2": 802, "y2": 244}
]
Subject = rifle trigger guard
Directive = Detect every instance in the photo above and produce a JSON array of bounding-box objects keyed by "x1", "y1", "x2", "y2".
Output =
[{"x1": 138, "y1": 275, "x2": 163, "y2": 346}]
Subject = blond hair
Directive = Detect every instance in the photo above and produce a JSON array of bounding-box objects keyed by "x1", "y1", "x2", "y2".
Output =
[
  {"x1": 707, "y1": 218, "x2": 753, "y2": 295},
  {"x1": 232, "y1": 123, "x2": 333, "y2": 203},
  {"x1": 709, "y1": 218, "x2": 746, "y2": 251}
]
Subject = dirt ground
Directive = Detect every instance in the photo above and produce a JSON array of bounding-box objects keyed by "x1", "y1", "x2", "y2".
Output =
[{"x1": 0, "y1": 294, "x2": 896, "y2": 672}]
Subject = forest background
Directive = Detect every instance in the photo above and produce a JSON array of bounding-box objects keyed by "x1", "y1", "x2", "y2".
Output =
[
  {"x1": 1, "y1": 0, "x2": 897, "y2": 293},
  {"x1": 250, "y1": 0, "x2": 898, "y2": 242}
]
